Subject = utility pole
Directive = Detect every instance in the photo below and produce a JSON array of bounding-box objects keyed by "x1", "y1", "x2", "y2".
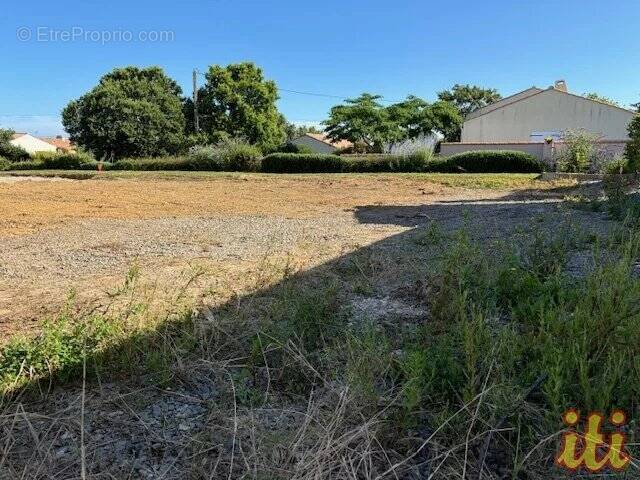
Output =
[{"x1": 192, "y1": 69, "x2": 200, "y2": 133}]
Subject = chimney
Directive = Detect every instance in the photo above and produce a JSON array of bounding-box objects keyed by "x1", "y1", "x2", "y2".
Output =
[{"x1": 554, "y1": 80, "x2": 568, "y2": 92}]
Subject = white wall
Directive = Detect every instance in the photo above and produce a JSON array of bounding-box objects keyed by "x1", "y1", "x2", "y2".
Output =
[
  {"x1": 462, "y1": 89, "x2": 635, "y2": 142},
  {"x1": 10, "y1": 134, "x2": 57, "y2": 154},
  {"x1": 290, "y1": 136, "x2": 336, "y2": 154}
]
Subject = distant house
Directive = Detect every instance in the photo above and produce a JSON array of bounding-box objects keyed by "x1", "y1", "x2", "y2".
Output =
[
  {"x1": 290, "y1": 133, "x2": 352, "y2": 154},
  {"x1": 40, "y1": 136, "x2": 75, "y2": 153},
  {"x1": 10, "y1": 133, "x2": 74, "y2": 155},
  {"x1": 441, "y1": 80, "x2": 636, "y2": 160}
]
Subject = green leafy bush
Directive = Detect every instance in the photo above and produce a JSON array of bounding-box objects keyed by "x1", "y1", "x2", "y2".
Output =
[
  {"x1": 5, "y1": 152, "x2": 99, "y2": 171},
  {"x1": 0, "y1": 142, "x2": 30, "y2": 162},
  {"x1": 6, "y1": 160, "x2": 45, "y2": 170},
  {"x1": 186, "y1": 146, "x2": 225, "y2": 171},
  {"x1": 434, "y1": 150, "x2": 543, "y2": 173},
  {"x1": 556, "y1": 129, "x2": 599, "y2": 173},
  {"x1": 221, "y1": 140, "x2": 262, "y2": 172},
  {"x1": 112, "y1": 156, "x2": 191, "y2": 171},
  {"x1": 602, "y1": 156, "x2": 630, "y2": 174},
  {"x1": 625, "y1": 115, "x2": 640, "y2": 172},
  {"x1": 343, "y1": 149, "x2": 434, "y2": 173},
  {"x1": 262, "y1": 153, "x2": 343, "y2": 173},
  {"x1": 41, "y1": 151, "x2": 96, "y2": 169},
  {"x1": 0, "y1": 157, "x2": 9, "y2": 171}
]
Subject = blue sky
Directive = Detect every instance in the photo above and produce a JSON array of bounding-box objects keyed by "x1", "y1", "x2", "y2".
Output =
[{"x1": 1, "y1": 0, "x2": 639, "y2": 136}]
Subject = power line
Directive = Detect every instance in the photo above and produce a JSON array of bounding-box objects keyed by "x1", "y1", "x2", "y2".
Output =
[{"x1": 194, "y1": 69, "x2": 400, "y2": 103}]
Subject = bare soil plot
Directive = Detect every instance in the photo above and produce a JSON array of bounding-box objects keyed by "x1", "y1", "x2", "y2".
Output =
[
  {"x1": 1, "y1": 172, "x2": 618, "y2": 479},
  {"x1": 0, "y1": 173, "x2": 575, "y2": 340}
]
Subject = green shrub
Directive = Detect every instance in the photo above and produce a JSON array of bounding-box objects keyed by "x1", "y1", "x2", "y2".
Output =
[
  {"x1": 602, "y1": 156, "x2": 630, "y2": 175},
  {"x1": 112, "y1": 156, "x2": 191, "y2": 171},
  {"x1": 625, "y1": 115, "x2": 640, "y2": 172},
  {"x1": 221, "y1": 140, "x2": 262, "y2": 172},
  {"x1": 556, "y1": 129, "x2": 599, "y2": 173},
  {"x1": 0, "y1": 142, "x2": 30, "y2": 162},
  {"x1": 40, "y1": 151, "x2": 96, "y2": 169},
  {"x1": 186, "y1": 146, "x2": 224, "y2": 171},
  {"x1": 6, "y1": 160, "x2": 45, "y2": 170},
  {"x1": 434, "y1": 150, "x2": 543, "y2": 173},
  {"x1": 0, "y1": 157, "x2": 9, "y2": 171},
  {"x1": 262, "y1": 153, "x2": 343, "y2": 173}
]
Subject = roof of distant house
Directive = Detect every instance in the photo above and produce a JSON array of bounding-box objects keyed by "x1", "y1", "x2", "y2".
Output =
[
  {"x1": 40, "y1": 136, "x2": 75, "y2": 151},
  {"x1": 466, "y1": 80, "x2": 636, "y2": 121},
  {"x1": 303, "y1": 132, "x2": 353, "y2": 150},
  {"x1": 11, "y1": 133, "x2": 27, "y2": 140}
]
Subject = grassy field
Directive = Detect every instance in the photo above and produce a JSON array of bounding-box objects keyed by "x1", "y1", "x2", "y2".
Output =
[{"x1": 0, "y1": 172, "x2": 636, "y2": 478}]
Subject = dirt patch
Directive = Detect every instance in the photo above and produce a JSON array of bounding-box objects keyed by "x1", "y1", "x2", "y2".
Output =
[{"x1": 0, "y1": 174, "x2": 594, "y2": 341}]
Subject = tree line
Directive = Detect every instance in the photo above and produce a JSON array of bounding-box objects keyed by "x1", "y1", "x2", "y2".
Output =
[{"x1": 61, "y1": 63, "x2": 502, "y2": 159}]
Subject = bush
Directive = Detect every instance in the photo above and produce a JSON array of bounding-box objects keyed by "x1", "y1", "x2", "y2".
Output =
[
  {"x1": 0, "y1": 142, "x2": 30, "y2": 162},
  {"x1": 186, "y1": 146, "x2": 224, "y2": 171},
  {"x1": 5, "y1": 160, "x2": 45, "y2": 170},
  {"x1": 112, "y1": 156, "x2": 191, "y2": 171},
  {"x1": 262, "y1": 153, "x2": 343, "y2": 173},
  {"x1": 186, "y1": 140, "x2": 262, "y2": 172},
  {"x1": 434, "y1": 150, "x2": 543, "y2": 173},
  {"x1": 556, "y1": 129, "x2": 600, "y2": 173},
  {"x1": 221, "y1": 140, "x2": 262, "y2": 172},
  {"x1": 262, "y1": 151, "x2": 436, "y2": 174},
  {"x1": 40, "y1": 151, "x2": 96, "y2": 169},
  {"x1": 602, "y1": 156, "x2": 630, "y2": 175},
  {"x1": 625, "y1": 115, "x2": 640, "y2": 172}
]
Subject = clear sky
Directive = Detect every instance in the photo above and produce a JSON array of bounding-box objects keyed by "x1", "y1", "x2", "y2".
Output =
[{"x1": 1, "y1": 0, "x2": 639, "y2": 136}]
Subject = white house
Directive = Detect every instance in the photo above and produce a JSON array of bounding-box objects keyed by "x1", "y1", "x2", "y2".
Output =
[
  {"x1": 290, "y1": 133, "x2": 352, "y2": 153},
  {"x1": 441, "y1": 81, "x2": 636, "y2": 160},
  {"x1": 10, "y1": 133, "x2": 58, "y2": 154},
  {"x1": 461, "y1": 81, "x2": 635, "y2": 143}
]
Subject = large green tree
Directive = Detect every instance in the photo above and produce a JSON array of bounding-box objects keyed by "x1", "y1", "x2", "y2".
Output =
[
  {"x1": 324, "y1": 94, "x2": 394, "y2": 151},
  {"x1": 324, "y1": 94, "x2": 463, "y2": 151},
  {"x1": 436, "y1": 84, "x2": 501, "y2": 141},
  {"x1": 62, "y1": 67, "x2": 186, "y2": 159},
  {"x1": 191, "y1": 62, "x2": 285, "y2": 149},
  {"x1": 437, "y1": 84, "x2": 502, "y2": 117}
]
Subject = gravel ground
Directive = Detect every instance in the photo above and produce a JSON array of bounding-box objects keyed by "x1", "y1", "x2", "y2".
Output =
[{"x1": 0, "y1": 174, "x2": 616, "y2": 478}]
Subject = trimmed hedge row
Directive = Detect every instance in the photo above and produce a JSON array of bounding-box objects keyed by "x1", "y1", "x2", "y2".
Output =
[
  {"x1": 434, "y1": 150, "x2": 543, "y2": 173},
  {"x1": 262, "y1": 153, "x2": 343, "y2": 173},
  {"x1": 262, "y1": 150, "x2": 543, "y2": 174},
  {"x1": 2, "y1": 150, "x2": 544, "y2": 174}
]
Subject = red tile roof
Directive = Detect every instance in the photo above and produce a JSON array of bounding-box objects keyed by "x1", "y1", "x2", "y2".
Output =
[
  {"x1": 40, "y1": 137, "x2": 75, "y2": 151},
  {"x1": 305, "y1": 133, "x2": 353, "y2": 150}
]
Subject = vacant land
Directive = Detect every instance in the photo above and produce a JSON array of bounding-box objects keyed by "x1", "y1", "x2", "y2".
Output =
[
  {"x1": 4, "y1": 172, "x2": 636, "y2": 479},
  {"x1": 0, "y1": 172, "x2": 573, "y2": 338}
]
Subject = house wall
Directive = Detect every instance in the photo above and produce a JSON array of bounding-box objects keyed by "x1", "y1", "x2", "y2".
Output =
[
  {"x1": 461, "y1": 89, "x2": 635, "y2": 142},
  {"x1": 290, "y1": 136, "x2": 336, "y2": 154},
  {"x1": 10, "y1": 135, "x2": 57, "y2": 154}
]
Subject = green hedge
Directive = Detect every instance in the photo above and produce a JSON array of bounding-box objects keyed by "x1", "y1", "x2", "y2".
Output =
[
  {"x1": 262, "y1": 153, "x2": 344, "y2": 173},
  {"x1": 434, "y1": 150, "x2": 543, "y2": 173},
  {"x1": 111, "y1": 156, "x2": 189, "y2": 171},
  {"x1": 262, "y1": 150, "x2": 544, "y2": 174}
]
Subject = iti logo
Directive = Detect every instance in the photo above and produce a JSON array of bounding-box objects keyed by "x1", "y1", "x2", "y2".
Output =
[{"x1": 556, "y1": 409, "x2": 630, "y2": 472}]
